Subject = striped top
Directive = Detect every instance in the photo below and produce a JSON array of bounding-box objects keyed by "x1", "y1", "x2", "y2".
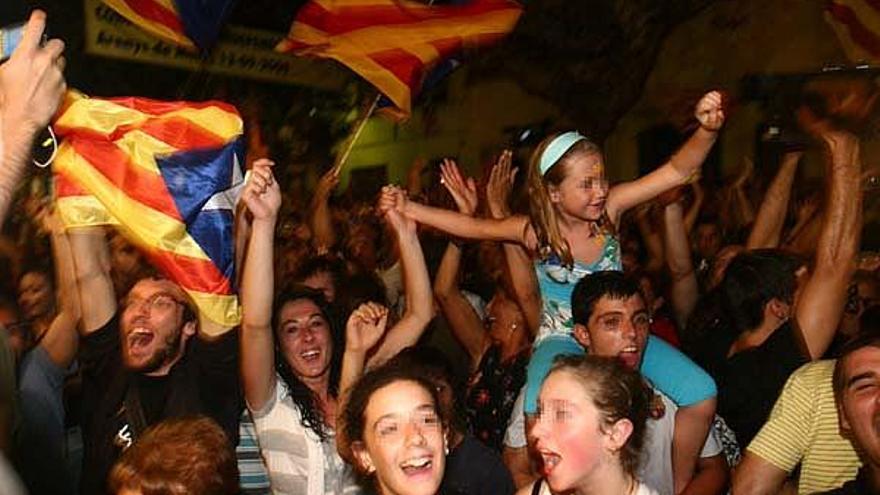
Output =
[
  {"x1": 236, "y1": 410, "x2": 271, "y2": 495},
  {"x1": 747, "y1": 360, "x2": 861, "y2": 494},
  {"x1": 251, "y1": 376, "x2": 362, "y2": 495}
]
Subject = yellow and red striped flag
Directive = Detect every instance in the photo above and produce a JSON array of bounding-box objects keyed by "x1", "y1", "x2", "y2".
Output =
[
  {"x1": 53, "y1": 91, "x2": 244, "y2": 329},
  {"x1": 276, "y1": 0, "x2": 523, "y2": 118},
  {"x1": 101, "y1": 0, "x2": 237, "y2": 50},
  {"x1": 826, "y1": 0, "x2": 880, "y2": 62}
]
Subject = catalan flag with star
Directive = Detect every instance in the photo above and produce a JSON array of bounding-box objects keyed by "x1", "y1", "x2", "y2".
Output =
[
  {"x1": 52, "y1": 91, "x2": 244, "y2": 329},
  {"x1": 276, "y1": 0, "x2": 523, "y2": 118}
]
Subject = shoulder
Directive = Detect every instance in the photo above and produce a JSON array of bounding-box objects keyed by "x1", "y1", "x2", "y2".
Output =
[
  {"x1": 635, "y1": 481, "x2": 661, "y2": 495},
  {"x1": 788, "y1": 359, "x2": 835, "y2": 386}
]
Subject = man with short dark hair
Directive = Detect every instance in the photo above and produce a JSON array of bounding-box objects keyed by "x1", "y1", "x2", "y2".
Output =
[
  {"x1": 70, "y1": 227, "x2": 240, "y2": 494},
  {"x1": 817, "y1": 322, "x2": 880, "y2": 494},
  {"x1": 571, "y1": 271, "x2": 728, "y2": 495}
]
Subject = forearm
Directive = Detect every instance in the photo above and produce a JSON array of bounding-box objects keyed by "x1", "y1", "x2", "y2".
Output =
[
  {"x1": 337, "y1": 349, "x2": 367, "y2": 460},
  {"x1": 42, "y1": 227, "x2": 81, "y2": 367},
  {"x1": 681, "y1": 456, "x2": 728, "y2": 495},
  {"x1": 433, "y1": 242, "x2": 462, "y2": 300},
  {"x1": 730, "y1": 453, "x2": 789, "y2": 495},
  {"x1": 241, "y1": 218, "x2": 276, "y2": 328},
  {"x1": 664, "y1": 203, "x2": 698, "y2": 326},
  {"x1": 733, "y1": 186, "x2": 755, "y2": 226},
  {"x1": 670, "y1": 128, "x2": 719, "y2": 181},
  {"x1": 69, "y1": 227, "x2": 116, "y2": 333},
  {"x1": 503, "y1": 242, "x2": 542, "y2": 334},
  {"x1": 673, "y1": 398, "x2": 716, "y2": 494},
  {"x1": 434, "y1": 243, "x2": 486, "y2": 363},
  {"x1": 815, "y1": 148, "x2": 861, "y2": 273},
  {"x1": 399, "y1": 229, "x2": 434, "y2": 324},
  {"x1": 683, "y1": 193, "x2": 703, "y2": 234},
  {"x1": 233, "y1": 210, "x2": 251, "y2": 287},
  {"x1": 637, "y1": 211, "x2": 665, "y2": 273},
  {"x1": 367, "y1": 228, "x2": 434, "y2": 366},
  {"x1": 408, "y1": 201, "x2": 523, "y2": 242},
  {"x1": 309, "y1": 199, "x2": 337, "y2": 253},
  {"x1": 0, "y1": 127, "x2": 36, "y2": 224},
  {"x1": 747, "y1": 159, "x2": 799, "y2": 249}
]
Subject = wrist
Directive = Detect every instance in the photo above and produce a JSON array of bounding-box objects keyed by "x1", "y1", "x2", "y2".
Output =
[
  {"x1": 251, "y1": 216, "x2": 278, "y2": 230},
  {"x1": 343, "y1": 349, "x2": 368, "y2": 362}
]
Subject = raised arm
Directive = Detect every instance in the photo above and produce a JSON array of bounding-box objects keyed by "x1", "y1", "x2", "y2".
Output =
[
  {"x1": 239, "y1": 159, "x2": 282, "y2": 410},
  {"x1": 683, "y1": 182, "x2": 704, "y2": 234},
  {"x1": 432, "y1": 160, "x2": 489, "y2": 367},
  {"x1": 663, "y1": 198, "x2": 699, "y2": 328},
  {"x1": 378, "y1": 184, "x2": 530, "y2": 245},
  {"x1": 746, "y1": 152, "x2": 802, "y2": 250},
  {"x1": 337, "y1": 302, "x2": 388, "y2": 460},
  {"x1": 38, "y1": 206, "x2": 80, "y2": 367},
  {"x1": 783, "y1": 193, "x2": 821, "y2": 254},
  {"x1": 794, "y1": 129, "x2": 862, "y2": 359},
  {"x1": 634, "y1": 204, "x2": 665, "y2": 273},
  {"x1": 606, "y1": 91, "x2": 724, "y2": 223},
  {"x1": 309, "y1": 167, "x2": 340, "y2": 254},
  {"x1": 487, "y1": 151, "x2": 541, "y2": 334},
  {"x1": 365, "y1": 205, "x2": 435, "y2": 367},
  {"x1": 0, "y1": 11, "x2": 66, "y2": 224},
  {"x1": 69, "y1": 226, "x2": 116, "y2": 334}
]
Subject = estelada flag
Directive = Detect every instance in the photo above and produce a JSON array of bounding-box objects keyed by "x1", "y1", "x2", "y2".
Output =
[
  {"x1": 102, "y1": 0, "x2": 237, "y2": 51},
  {"x1": 53, "y1": 91, "x2": 244, "y2": 329},
  {"x1": 826, "y1": 0, "x2": 880, "y2": 62},
  {"x1": 277, "y1": 0, "x2": 523, "y2": 118}
]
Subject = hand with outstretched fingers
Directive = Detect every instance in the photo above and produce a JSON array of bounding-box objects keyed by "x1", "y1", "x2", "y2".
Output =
[
  {"x1": 487, "y1": 149, "x2": 517, "y2": 218},
  {"x1": 440, "y1": 158, "x2": 478, "y2": 216}
]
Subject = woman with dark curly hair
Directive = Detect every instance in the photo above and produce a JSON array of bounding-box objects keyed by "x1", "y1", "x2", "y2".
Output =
[
  {"x1": 239, "y1": 160, "x2": 434, "y2": 495},
  {"x1": 343, "y1": 360, "x2": 448, "y2": 495}
]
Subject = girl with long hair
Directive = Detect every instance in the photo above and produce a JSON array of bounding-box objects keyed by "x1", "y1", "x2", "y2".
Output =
[
  {"x1": 239, "y1": 159, "x2": 434, "y2": 494},
  {"x1": 379, "y1": 92, "x2": 725, "y2": 490}
]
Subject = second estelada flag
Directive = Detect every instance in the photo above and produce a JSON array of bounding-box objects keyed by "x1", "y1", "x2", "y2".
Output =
[
  {"x1": 277, "y1": 0, "x2": 523, "y2": 118},
  {"x1": 52, "y1": 91, "x2": 244, "y2": 329}
]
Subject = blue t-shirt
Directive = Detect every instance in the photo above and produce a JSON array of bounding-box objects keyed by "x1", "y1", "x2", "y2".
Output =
[
  {"x1": 16, "y1": 346, "x2": 73, "y2": 495},
  {"x1": 524, "y1": 234, "x2": 716, "y2": 414}
]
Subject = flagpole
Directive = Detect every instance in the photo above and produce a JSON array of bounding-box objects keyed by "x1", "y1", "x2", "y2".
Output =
[{"x1": 331, "y1": 91, "x2": 382, "y2": 174}]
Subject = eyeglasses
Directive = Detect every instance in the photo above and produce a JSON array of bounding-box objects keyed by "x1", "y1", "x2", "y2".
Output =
[{"x1": 123, "y1": 292, "x2": 184, "y2": 314}]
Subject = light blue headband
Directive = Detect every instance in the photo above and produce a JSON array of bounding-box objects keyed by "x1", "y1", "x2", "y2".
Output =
[{"x1": 539, "y1": 131, "x2": 586, "y2": 176}]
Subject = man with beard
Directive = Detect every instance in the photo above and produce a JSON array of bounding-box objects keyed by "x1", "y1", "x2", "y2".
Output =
[{"x1": 70, "y1": 226, "x2": 240, "y2": 495}]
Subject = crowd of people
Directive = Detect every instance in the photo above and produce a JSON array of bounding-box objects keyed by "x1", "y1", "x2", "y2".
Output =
[{"x1": 1, "y1": 9, "x2": 880, "y2": 495}]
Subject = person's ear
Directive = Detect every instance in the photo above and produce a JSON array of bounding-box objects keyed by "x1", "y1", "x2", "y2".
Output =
[
  {"x1": 767, "y1": 298, "x2": 791, "y2": 322},
  {"x1": 548, "y1": 183, "x2": 561, "y2": 203},
  {"x1": 351, "y1": 441, "x2": 375, "y2": 474},
  {"x1": 605, "y1": 418, "x2": 634, "y2": 453},
  {"x1": 574, "y1": 323, "x2": 591, "y2": 349},
  {"x1": 180, "y1": 319, "x2": 198, "y2": 340}
]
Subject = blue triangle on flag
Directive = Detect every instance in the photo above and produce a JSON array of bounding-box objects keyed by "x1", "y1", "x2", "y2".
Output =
[
  {"x1": 174, "y1": 0, "x2": 239, "y2": 51},
  {"x1": 156, "y1": 138, "x2": 243, "y2": 284}
]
